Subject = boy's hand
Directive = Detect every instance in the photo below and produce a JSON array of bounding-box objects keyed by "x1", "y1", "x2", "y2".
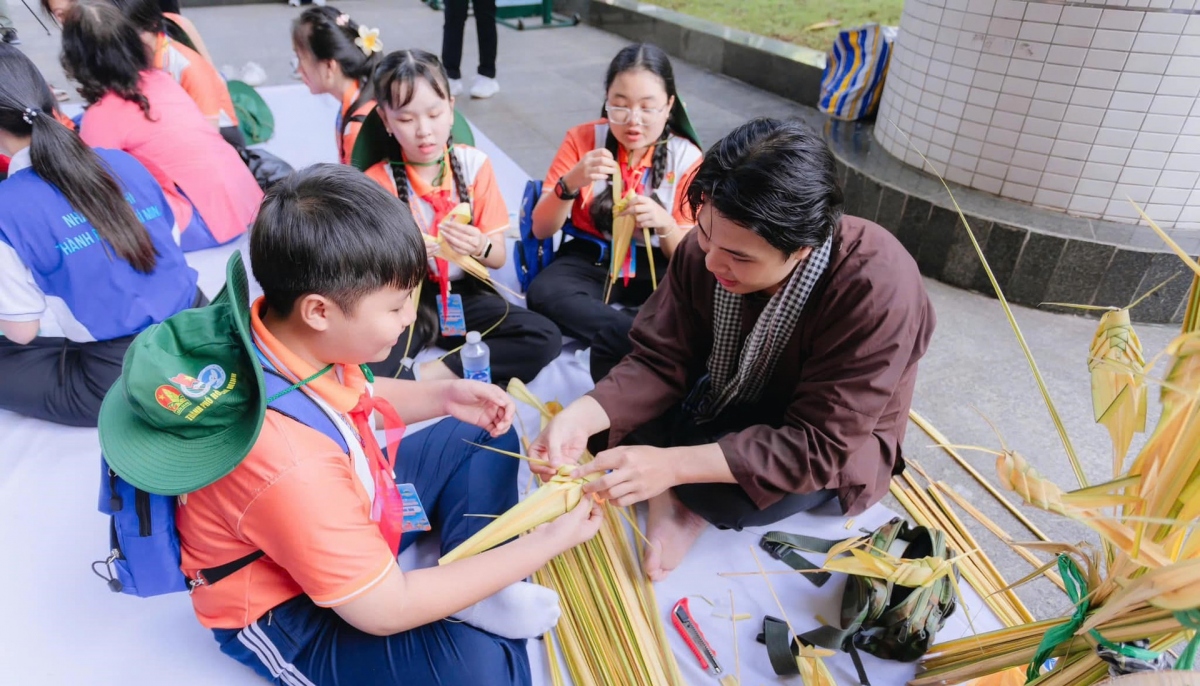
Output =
[
  {"x1": 444, "y1": 380, "x2": 515, "y2": 437},
  {"x1": 439, "y1": 220, "x2": 488, "y2": 257},
  {"x1": 534, "y1": 498, "x2": 605, "y2": 554}
]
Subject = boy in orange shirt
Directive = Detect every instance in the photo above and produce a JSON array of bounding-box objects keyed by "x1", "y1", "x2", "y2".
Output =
[{"x1": 99, "y1": 164, "x2": 602, "y2": 685}]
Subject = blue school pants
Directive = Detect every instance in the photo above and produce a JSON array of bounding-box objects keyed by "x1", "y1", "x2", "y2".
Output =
[{"x1": 211, "y1": 418, "x2": 531, "y2": 686}]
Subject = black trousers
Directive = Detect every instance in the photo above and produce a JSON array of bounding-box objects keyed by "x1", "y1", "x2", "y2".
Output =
[
  {"x1": 442, "y1": 0, "x2": 498, "y2": 80},
  {"x1": 220, "y1": 125, "x2": 247, "y2": 150},
  {"x1": 0, "y1": 334, "x2": 135, "y2": 427},
  {"x1": 526, "y1": 239, "x2": 665, "y2": 381},
  {"x1": 592, "y1": 405, "x2": 838, "y2": 531},
  {"x1": 370, "y1": 278, "x2": 561, "y2": 387},
  {"x1": 0, "y1": 290, "x2": 206, "y2": 427}
]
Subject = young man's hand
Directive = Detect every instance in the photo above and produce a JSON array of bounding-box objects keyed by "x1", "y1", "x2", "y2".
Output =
[
  {"x1": 574, "y1": 445, "x2": 679, "y2": 507},
  {"x1": 443, "y1": 380, "x2": 515, "y2": 437}
]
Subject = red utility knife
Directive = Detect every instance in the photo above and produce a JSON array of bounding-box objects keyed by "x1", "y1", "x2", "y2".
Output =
[{"x1": 672, "y1": 598, "x2": 724, "y2": 676}]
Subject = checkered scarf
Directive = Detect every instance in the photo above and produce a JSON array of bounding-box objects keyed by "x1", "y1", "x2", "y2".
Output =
[{"x1": 694, "y1": 235, "x2": 832, "y2": 423}]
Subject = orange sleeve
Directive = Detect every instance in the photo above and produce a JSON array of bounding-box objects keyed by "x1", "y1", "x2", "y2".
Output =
[
  {"x1": 177, "y1": 59, "x2": 226, "y2": 125},
  {"x1": 470, "y1": 158, "x2": 509, "y2": 234},
  {"x1": 238, "y1": 453, "x2": 396, "y2": 608},
  {"x1": 542, "y1": 125, "x2": 591, "y2": 191},
  {"x1": 672, "y1": 155, "x2": 703, "y2": 229}
]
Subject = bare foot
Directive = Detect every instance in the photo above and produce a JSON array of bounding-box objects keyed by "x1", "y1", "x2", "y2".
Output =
[{"x1": 642, "y1": 491, "x2": 708, "y2": 582}]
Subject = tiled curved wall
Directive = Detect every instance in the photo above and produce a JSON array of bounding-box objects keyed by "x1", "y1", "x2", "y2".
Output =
[{"x1": 875, "y1": 0, "x2": 1200, "y2": 230}]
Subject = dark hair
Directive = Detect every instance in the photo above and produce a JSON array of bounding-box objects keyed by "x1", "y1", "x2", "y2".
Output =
[
  {"x1": 293, "y1": 7, "x2": 382, "y2": 136},
  {"x1": 251, "y1": 164, "x2": 427, "y2": 317},
  {"x1": 686, "y1": 118, "x2": 843, "y2": 254},
  {"x1": 0, "y1": 44, "x2": 157, "y2": 272},
  {"x1": 371, "y1": 49, "x2": 472, "y2": 219},
  {"x1": 108, "y1": 0, "x2": 162, "y2": 35},
  {"x1": 60, "y1": 1, "x2": 153, "y2": 118},
  {"x1": 589, "y1": 43, "x2": 699, "y2": 235}
]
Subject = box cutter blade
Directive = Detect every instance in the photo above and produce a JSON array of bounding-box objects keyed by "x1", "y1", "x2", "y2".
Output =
[{"x1": 672, "y1": 598, "x2": 723, "y2": 676}]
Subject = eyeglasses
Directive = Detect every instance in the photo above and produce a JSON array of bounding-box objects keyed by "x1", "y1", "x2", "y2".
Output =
[{"x1": 604, "y1": 102, "x2": 669, "y2": 125}]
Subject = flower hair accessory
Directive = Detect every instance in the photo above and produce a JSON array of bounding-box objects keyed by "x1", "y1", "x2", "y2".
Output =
[
  {"x1": 22, "y1": 107, "x2": 41, "y2": 125},
  {"x1": 355, "y1": 25, "x2": 382, "y2": 56},
  {"x1": 335, "y1": 13, "x2": 350, "y2": 27}
]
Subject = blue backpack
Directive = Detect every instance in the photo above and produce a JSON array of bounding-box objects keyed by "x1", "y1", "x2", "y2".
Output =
[
  {"x1": 511, "y1": 179, "x2": 609, "y2": 292},
  {"x1": 92, "y1": 368, "x2": 349, "y2": 597}
]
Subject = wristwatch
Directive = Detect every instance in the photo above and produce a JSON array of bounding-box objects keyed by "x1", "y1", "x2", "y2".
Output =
[
  {"x1": 475, "y1": 238, "x2": 493, "y2": 260},
  {"x1": 555, "y1": 176, "x2": 581, "y2": 200}
]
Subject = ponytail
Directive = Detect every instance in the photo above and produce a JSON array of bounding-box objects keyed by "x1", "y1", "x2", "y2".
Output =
[{"x1": 1, "y1": 44, "x2": 157, "y2": 273}]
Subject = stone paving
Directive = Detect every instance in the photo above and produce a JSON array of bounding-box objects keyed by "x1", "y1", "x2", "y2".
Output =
[{"x1": 8, "y1": 0, "x2": 1188, "y2": 619}]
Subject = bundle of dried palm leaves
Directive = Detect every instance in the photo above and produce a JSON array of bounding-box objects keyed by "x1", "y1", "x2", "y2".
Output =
[{"x1": 439, "y1": 380, "x2": 683, "y2": 685}]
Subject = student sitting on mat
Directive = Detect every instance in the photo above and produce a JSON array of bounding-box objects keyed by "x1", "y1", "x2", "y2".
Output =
[
  {"x1": 61, "y1": 1, "x2": 262, "y2": 252},
  {"x1": 530, "y1": 118, "x2": 936, "y2": 582},
  {"x1": 292, "y1": 6, "x2": 381, "y2": 166},
  {"x1": 0, "y1": 44, "x2": 201, "y2": 427},
  {"x1": 99, "y1": 164, "x2": 601, "y2": 686},
  {"x1": 359, "y1": 49, "x2": 561, "y2": 386},
  {"x1": 526, "y1": 43, "x2": 703, "y2": 382},
  {"x1": 110, "y1": 0, "x2": 245, "y2": 148},
  {"x1": 43, "y1": 0, "x2": 213, "y2": 64}
]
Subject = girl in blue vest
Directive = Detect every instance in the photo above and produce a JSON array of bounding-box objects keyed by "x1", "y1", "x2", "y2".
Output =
[{"x1": 0, "y1": 44, "x2": 201, "y2": 427}]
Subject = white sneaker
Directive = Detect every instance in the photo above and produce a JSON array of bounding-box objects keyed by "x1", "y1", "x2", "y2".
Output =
[
  {"x1": 448, "y1": 78, "x2": 464, "y2": 97},
  {"x1": 240, "y1": 62, "x2": 267, "y2": 87},
  {"x1": 469, "y1": 76, "x2": 500, "y2": 99},
  {"x1": 313, "y1": 0, "x2": 326, "y2": 5},
  {"x1": 287, "y1": 0, "x2": 299, "y2": 6},
  {"x1": 220, "y1": 64, "x2": 239, "y2": 81}
]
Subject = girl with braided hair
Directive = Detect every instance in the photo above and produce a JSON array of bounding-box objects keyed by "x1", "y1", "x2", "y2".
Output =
[
  {"x1": 527, "y1": 43, "x2": 703, "y2": 381},
  {"x1": 0, "y1": 44, "x2": 201, "y2": 426},
  {"x1": 361, "y1": 49, "x2": 561, "y2": 386},
  {"x1": 292, "y1": 5, "x2": 383, "y2": 165}
]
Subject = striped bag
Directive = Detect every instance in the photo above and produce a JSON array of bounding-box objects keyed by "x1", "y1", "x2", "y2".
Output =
[{"x1": 819, "y1": 24, "x2": 896, "y2": 121}]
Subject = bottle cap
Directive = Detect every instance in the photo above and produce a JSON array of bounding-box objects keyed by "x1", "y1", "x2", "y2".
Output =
[{"x1": 466, "y1": 331, "x2": 481, "y2": 344}]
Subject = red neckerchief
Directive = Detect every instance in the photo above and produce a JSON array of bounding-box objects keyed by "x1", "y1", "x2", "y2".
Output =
[
  {"x1": 347, "y1": 389, "x2": 408, "y2": 556},
  {"x1": 406, "y1": 151, "x2": 456, "y2": 321}
]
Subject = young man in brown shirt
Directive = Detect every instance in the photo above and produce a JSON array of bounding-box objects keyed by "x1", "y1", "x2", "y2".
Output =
[{"x1": 529, "y1": 117, "x2": 936, "y2": 581}]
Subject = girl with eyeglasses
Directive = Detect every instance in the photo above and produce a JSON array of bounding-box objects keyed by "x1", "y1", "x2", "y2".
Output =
[{"x1": 527, "y1": 43, "x2": 703, "y2": 382}]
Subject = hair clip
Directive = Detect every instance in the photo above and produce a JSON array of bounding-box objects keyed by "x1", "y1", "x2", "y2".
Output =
[
  {"x1": 355, "y1": 25, "x2": 382, "y2": 56},
  {"x1": 335, "y1": 13, "x2": 350, "y2": 27},
  {"x1": 22, "y1": 107, "x2": 41, "y2": 125}
]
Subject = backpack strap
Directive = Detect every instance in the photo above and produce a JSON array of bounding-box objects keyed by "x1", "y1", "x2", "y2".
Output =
[
  {"x1": 261, "y1": 367, "x2": 349, "y2": 453},
  {"x1": 188, "y1": 368, "x2": 351, "y2": 592},
  {"x1": 759, "y1": 531, "x2": 839, "y2": 587}
]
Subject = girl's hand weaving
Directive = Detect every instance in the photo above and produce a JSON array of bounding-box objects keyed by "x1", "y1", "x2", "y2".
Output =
[
  {"x1": 623, "y1": 194, "x2": 675, "y2": 234},
  {"x1": 574, "y1": 446, "x2": 678, "y2": 507},
  {"x1": 442, "y1": 379, "x2": 515, "y2": 437},
  {"x1": 565, "y1": 148, "x2": 618, "y2": 190},
  {"x1": 438, "y1": 219, "x2": 486, "y2": 256}
]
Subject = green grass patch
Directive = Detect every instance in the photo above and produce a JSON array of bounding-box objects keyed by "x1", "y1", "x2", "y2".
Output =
[{"x1": 652, "y1": 0, "x2": 903, "y2": 51}]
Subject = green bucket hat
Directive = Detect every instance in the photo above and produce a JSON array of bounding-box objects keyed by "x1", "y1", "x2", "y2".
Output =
[{"x1": 99, "y1": 252, "x2": 266, "y2": 496}]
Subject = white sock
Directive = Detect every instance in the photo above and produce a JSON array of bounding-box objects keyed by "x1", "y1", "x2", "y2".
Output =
[{"x1": 451, "y1": 581, "x2": 561, "y2": 639}]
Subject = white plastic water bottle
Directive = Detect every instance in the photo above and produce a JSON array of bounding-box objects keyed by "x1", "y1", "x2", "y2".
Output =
[{"x1": 461, "y1": 331, "x2": 491, "y2": 384}]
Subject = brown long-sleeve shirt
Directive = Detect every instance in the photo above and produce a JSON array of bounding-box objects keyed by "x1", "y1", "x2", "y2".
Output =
[{"x1": 588, "y1": 215, "x2": 935, "y2": 516}]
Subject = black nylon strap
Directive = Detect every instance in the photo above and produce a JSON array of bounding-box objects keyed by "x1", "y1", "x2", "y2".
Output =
[
  {"x1": 761, "y1": 616, "x2": 800, "y2": 675},
  {"x1": 760, "y1": 531, "x2": 838, "y2": 587},
  {"x1": 199, "y1": 550, "x2": 264, "y2": 586}
]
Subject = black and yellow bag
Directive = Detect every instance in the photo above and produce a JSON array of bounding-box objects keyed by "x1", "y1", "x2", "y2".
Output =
[{"x1": 758, "y1": 517, "x2": 958, "y2": 684}]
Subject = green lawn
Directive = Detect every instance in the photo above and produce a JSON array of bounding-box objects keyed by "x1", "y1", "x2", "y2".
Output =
[{"x1": 653, "y1": 0, "x2": 904, "y2": 51}]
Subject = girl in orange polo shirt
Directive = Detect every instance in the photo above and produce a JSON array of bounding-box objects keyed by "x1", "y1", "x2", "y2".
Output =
[
  {"x1": 526, "y1": 43, "x2": 703, "y2": 382},
  {"x1": 359, "y1": 49, "x2": 562, "y2": 386},
  {"x1": 292, "y1": 6, "x2": 382, "y2": 166}
]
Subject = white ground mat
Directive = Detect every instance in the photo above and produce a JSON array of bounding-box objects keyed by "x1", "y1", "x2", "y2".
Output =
[{"x1": 2, "y1": 85, "x2": 1000, "y2": 684}]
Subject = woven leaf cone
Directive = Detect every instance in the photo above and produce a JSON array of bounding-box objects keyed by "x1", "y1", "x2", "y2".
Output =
[
  {"x1": 605, "y1": 170, "x2": 637, "y2": 305},
  {"x1": 481, "y1": 380, "x2": 684, "y2": 685},
  {"x1": 905, "y1": 195, "x2": 1200, "y2": 685}
]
